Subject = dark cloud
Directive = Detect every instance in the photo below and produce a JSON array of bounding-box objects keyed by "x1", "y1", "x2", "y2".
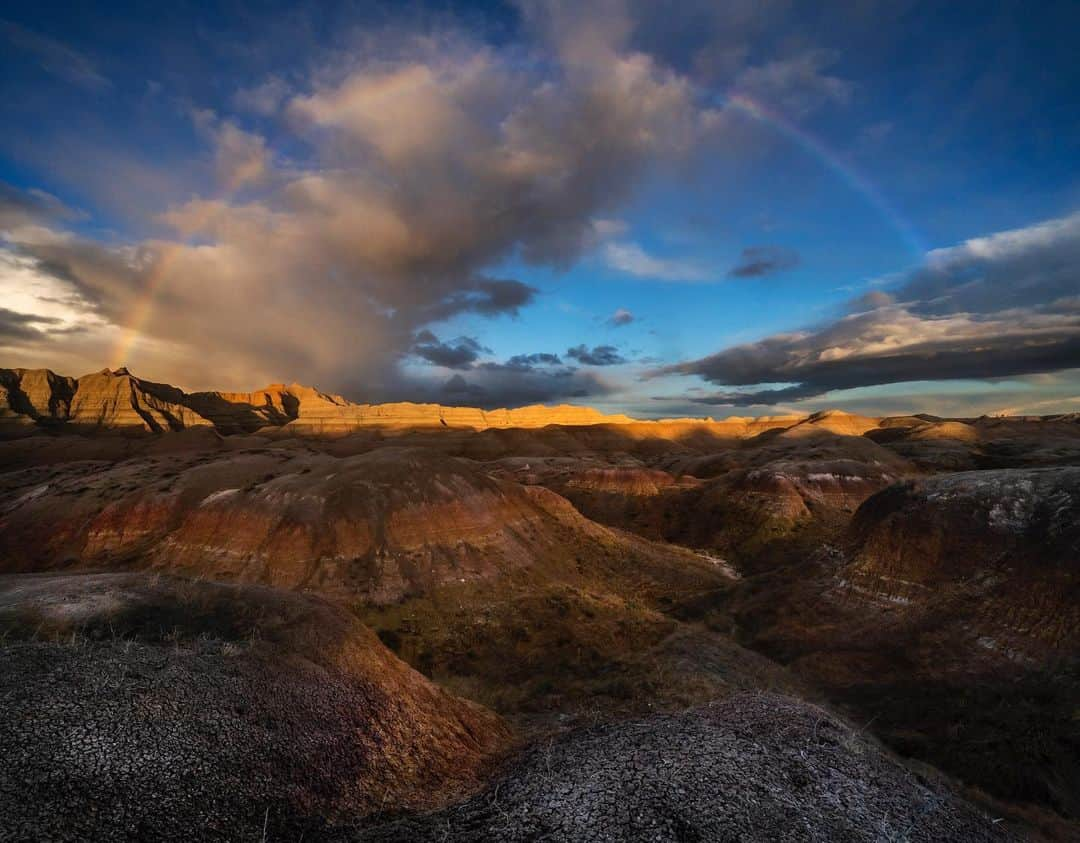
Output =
[
  {"x1": 436, "y1": 366, "x2": 612, "y2": 408},
  {"x1": 442, "y1": 373, "x2": 487, "y2": 398},
  {"x1": 490, "y1": 352, "x2": 564, "y2": 371},
  {"x1": 900, "y1": 214, "x2": 1080, "y2": 316},
  {"x1": 566, "y1": 344, "x2": 627, "y2": 366},
  {"x1": 0, "y1": 306, "x2": 63, "y2": 341},
  {"x1": 728, "y1": 245, "x2": 800, "y2": 278},
  {"x1": 417, "y1": 278, "x2": 539, "y2": 324},
  {"x1": 410, "y1": 332, "x2": 491, "y2": 369},
  {"x1": 661, "y1": 213, "x2": 1080, "y2": 405},
  {"x1": 606, "y1": 307, "x2": 635, "y2": 327}
]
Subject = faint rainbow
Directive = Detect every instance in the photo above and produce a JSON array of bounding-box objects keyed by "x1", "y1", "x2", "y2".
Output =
[
  {"x1": 109, "y1": 195, "x2": 230, "y2": 369},
  {"x1": 722, "y1": 93, "x2": 928, "y2": 258}
]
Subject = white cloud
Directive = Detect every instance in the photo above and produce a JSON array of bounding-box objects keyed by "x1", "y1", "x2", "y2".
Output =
[{"x1": 604, "y1": 241, "x2": 711, "y2": 282}]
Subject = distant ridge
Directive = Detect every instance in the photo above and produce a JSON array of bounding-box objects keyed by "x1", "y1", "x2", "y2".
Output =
[
  {"x1": 5, "y1": 364, "x2": 1072, "y2": 437},
  {"x1": 0, "y1": 365, "x2": 814, "y2": 436}
]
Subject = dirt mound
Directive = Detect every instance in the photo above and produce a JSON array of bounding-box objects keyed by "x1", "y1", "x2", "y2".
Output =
[
  {"x1": 357, "y1": 693, "x2": 1009, "y2": 842},
  {"x1": 0, "y1": 573, "x2": 509, "y2": 842}
]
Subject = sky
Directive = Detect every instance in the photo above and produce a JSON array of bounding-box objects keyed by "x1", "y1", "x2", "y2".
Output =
[{"x1": 0, "y1": 0, "x2": 1078, "y2": 418}]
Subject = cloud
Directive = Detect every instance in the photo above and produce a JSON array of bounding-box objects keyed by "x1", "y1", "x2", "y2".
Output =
[
  {"x1": 659, "y1": 213, "x2": 1080, "y2": 405},
  {"x1": 493, "y1": 352, "x2": 564, "y2": 371},
  {"x1": 604, "y1": 241, "x2": 711, "y2": 282},
  {"x1": 410, "y1": 331, "x2": 491, "y2": 369},
  {"x1": 902, "y1": 212, "x2": 1080, "y2": 316},
  {"x1": 191, "y1": 111, "x2": 273, "y2": 191},
  {"x1": 437, "y1": 366, "x2": 613, "y2": 408},
  {"x1": 0, "y1": 181, "x2": 82, "y2": 236},
  {"x1": 567, "y1": 344, "x2": 627, "y2": 366},
  {"x1": 3, "y1": 5, "x2": 717, "y2": 396},
  {"x1": 732, "y1": 49, "x2": 851, "y2": 116},
  {"x1": 728, "y1": 245, "x2": 799, "y2": 278},
  {"x1": 607, "y1": 307, "x2": 635, "y2": 326},
  {"x1": 0, "y1": 306, "x2": 64, "y2": 341},
  {"x1": 233, "y1": 76, "x2": 292, "y2": 115},
  {"x1": 1, "y1": 19, "x2": 110, "y2": 91}
]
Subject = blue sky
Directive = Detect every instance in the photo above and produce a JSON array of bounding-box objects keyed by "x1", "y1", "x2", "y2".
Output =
[{"x1": 1, "y1": 0, "x2": 1078, "y2": 416}]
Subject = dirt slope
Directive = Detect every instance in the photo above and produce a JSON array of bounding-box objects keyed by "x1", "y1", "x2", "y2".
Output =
[{"x1": 0, "y1": 572, "x2": 509, "y2": 842}]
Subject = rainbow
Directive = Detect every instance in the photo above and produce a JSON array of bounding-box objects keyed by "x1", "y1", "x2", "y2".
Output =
[
  {"x1": 722, "y1": 93, "x2": 928, "y2": 258},
  {"x1": 109, "y1": 198, "x2": 226, "y2": 369}
]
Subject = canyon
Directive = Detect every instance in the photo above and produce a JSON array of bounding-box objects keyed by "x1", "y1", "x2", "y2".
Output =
[{"x1": 1, "y1": 366, "x2": 1077, "y2": 840}]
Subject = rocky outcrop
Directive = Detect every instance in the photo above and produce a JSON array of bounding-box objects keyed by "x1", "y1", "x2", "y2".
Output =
[
  {"x1": 784, "y1": 409, "x2": 882, "y2": 437},
  {"x1": 66, "y1": 368, "x2": 216, "y2": 431},
  {"x1": 358, "y1": 693, "x2": 1011, "y2": 842},
  {"x1": 868, "y1": 415, "x2": 1080, "y2": 470},
  {"x1": 0, "y1": 367, "x2": 76, "y2": 428},
  {"x1": 0, "y1": 572, "x2": 509, "y2": 842},
  {"x1": 281, "y1": 398, "x2": 639, "y2": 435},
  {"x1": 565, "y1": 466, "x2": 683, "y2": 495}
]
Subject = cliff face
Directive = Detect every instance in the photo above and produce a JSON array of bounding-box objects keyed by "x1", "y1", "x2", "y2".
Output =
[
  {"x1": 67, "y1": 368, "x2": 216, "y2": 431},
  {"x1": 280, "y1": 398, "x2": 639, "y2": 435},
  {"x1": 0, "y1": 367, "x2": 76, "y2": 428}
]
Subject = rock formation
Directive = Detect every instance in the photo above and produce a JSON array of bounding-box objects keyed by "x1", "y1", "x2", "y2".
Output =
[{"x1": 0, "y1": 367, "x2": 76, "y2": 429}]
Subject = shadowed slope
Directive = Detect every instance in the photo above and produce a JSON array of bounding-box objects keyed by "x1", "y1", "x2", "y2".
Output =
[{"x1": 732, "y1": 467, "x2": 1080, "y2": 824}]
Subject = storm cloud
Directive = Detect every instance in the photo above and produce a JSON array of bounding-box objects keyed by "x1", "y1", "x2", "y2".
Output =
[
  {"x1": 409, "y1": 331, "x2": 491, "y2": 370},
  {"x1": 1, "y1": 1, "x2": 714, "y2": 395}
]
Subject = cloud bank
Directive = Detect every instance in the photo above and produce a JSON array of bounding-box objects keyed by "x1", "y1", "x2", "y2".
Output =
[{"x1": 661, "y1": 212, "x2": 1080, "y2": 405}]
